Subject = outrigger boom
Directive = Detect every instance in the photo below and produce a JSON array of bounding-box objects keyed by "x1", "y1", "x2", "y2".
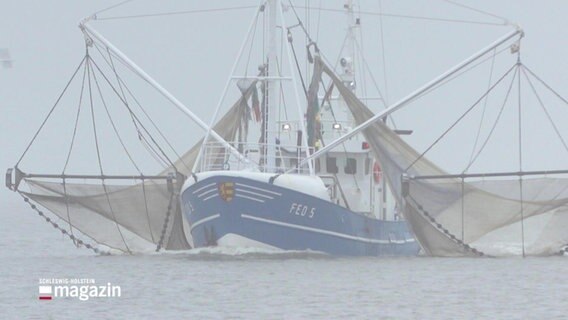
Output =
[
  {"x1": 79, "y1": 19, "x2": 251, "y2": 167},
  {"x1": 296, "y1": 27, "x2": 524, "y2": 169}
]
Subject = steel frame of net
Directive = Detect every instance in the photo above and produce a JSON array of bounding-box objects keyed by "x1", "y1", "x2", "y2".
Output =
[{"x1": 403, "y1": 60, "x2": 568, "y2": 257}]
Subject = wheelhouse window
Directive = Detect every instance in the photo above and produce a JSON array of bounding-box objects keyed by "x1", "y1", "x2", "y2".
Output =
[
  {"x1": 344, "y1": 158, "x2": 357, "y2": 175},
  {"x1": 326, "y1": 157, "x2": 338, "y2": 174}
]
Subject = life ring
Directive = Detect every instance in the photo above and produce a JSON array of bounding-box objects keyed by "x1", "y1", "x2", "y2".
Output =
[{"x1": 373, "y1": 161, "x2": 382, "y2": 184}]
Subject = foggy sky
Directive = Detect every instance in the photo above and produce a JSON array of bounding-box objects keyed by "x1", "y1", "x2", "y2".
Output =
[{"x1": 2, "y1": 0, "x2": 568, "y2": 218}]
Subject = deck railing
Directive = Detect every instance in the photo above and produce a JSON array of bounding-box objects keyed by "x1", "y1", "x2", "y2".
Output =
[{"x1": 199, "y1": 141, "x2": 314, "y2": 174}]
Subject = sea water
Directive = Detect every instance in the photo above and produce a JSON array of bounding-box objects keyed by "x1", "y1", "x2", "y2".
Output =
[{"x1": 1, "y1": 200, "x2": 566, "y2": 320}]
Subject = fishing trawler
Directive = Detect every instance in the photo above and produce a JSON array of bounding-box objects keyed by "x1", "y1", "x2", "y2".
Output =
[
  {"x1": 5, "y1": 1, "x2": 568, "y2": 257},
  {"x1": 180, "y1": 0, "x2": 419, "y2": 255}
]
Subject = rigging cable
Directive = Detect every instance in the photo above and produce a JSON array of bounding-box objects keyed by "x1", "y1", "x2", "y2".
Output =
[
  {"x1": 377, "y1": 0, "x2": 389, "y2": 107},
  {"x1": 463, "y1": 67, "x2": 518, "y2": 173},
  {"x1": 441, "y1": 0, "x2": 510, "y2": 25},
  {"x1": 317, "y1": 76, "x2": 361, "y2": 191},
  {"x1": 15, "y1": 57, "x2": 87, "y2": 167},
  {"x1": 315, "y1": 0, "x2": 322, "y2": 42},
  {"x1": 516, "y1": 53, "x2": 526, "y2": 258},
  {"x1": 467, "y1": 48, "x2": 497, "y2": 169},
  {"x1": 355, "y1": 1, "x2": 368, "y2": 102},
  {"x1": 411, "y1": 45, "x2": 510, "y2": 112},
  {"x1": 90, "y1": 58, "x2": 158, "y2": 243},
  {"x1": 406, "y1": 193, "x2": 485, "y2": 256},
  {"x1": 288, "y1": 1, "x2": 363, "y2": 189},
  {"x1": 61, "y1": 58, "x2": 88, "y2": 244},
  {"x1": 276, "y1": 58, "x2": 290, "y2": 127},
  {"x1": 92, "y1": 43, "x2": 187, "y2": 171},
  {"x1": 95, "y1": 5, "x2": 259, "y2": 21},
  {"x1": 288, "y1": 0, "x2": 315, "y2": 44},
  {"x1": 19, "y1": 193, "x2": 110, "y2": 255},
  {"x1": 103, "y1": 46, "x2": 138, "y2": 137},
  {"x1": 86, "y1": 55, "x2": 132, "y2": 253},
  {"x1": 63, "y1": 62, "x2": 88, "y2": 173},
  {"x1": 523, "y1": 65, "x2": 568, "y2": 106},
  {"x1": 405, "y1": 63, "x2": 517, "y2": 172},
  {"x1": 91, "y1": 58, "x2": 143, "y2": 174},
  {"x1": 92, "y1": 0, "x2": 136, "y2": 17},
  {"x1": 287, "y1": 29, "x2": 308, "y2": 97},
  {"x1": 89, "y1": 56, "x2": 178, "y2": 170},
  {"x1": 352, "y1": 38, "x2": 388, "y2": 111},
  {"x1": 521, "y1": 66, "x2": 568, "y2": 155},
  {"x1": 244, "y1": 10, "x2": 260, "y2": 77},
  {"x1": 293, "y1": 5, "x2": 508, "y2": 26}
]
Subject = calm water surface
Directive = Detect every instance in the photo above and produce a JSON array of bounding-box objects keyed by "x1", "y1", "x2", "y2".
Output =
[{"x1": 1, "y1": 201, "x2": 566, "y2": 319}]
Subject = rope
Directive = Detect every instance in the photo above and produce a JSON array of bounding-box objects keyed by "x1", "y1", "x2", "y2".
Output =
[
  {"x1": 95, "y1": 5, "x2": 259, "y2": 21},
  {"x1": 305, "y1": 0, "x2": 310, "y2": 81},
  {"x1": 63, "y1": 63, "x2": 87, "y2": 172},
  {"x1": 467, "y1": 48, "x2": 497, "y2": 168},
  {"x1": 85, "y1": 58, "x2": 104, "y2": 179},
  {"x1": 523, "y1": 65, "x2": 568, "y2": 106},
  {"x1": 406, "y1": 194, "x2": 485, "y2": 256},
  {"x1": 101, "y1": 45, "x2": 140, "y2": 147},
  {"x1": 315, "y1": 0, "x2": 322, "y2": 42},
  {"x1": 90, "y1": 60, "x2": 143, "y2": 174},
  {"x1": 86, "y1": 56, "x2": 132, "y2": 254},
  {"x1": 92, "y1": 0, "x2": 136, "y2": 17},
  {"x1": 356, "y1": 4, "x2": 368, "y2": 102},
  {"x1": 320, "y1": 79, "x2": 336, "y2": 124},
  {"x1": 88, "y1": 56, "x2": 178, "y2": 170},
  {"x1": 377, "y1": 0, "x2": 389, "y2": 106},
  {"x1": 463, "y1": 67, "x2": 518, "y2": 172},
  {"x1": 416, "y1": 46, "x2": 510, "y2": 106},
  {"x1": 288, "y1": 1, "x2": 315, "y2": 44},
  {"x1": 294, "y1": 5, "x2": 508, "y2": 26},
  {"x1": 16, "y1": 57, "x2": 87, "y2": 167},
  {"x1": 352, "y1": 37, "x2": 388, "y2": 109},
  {"x1": 88, "y1": 64, "x2": 164, "y2": 249},
  {"x1": 287, "y1": 30, "x2": 308, "y2": 97},
  {"x1": 405, "y1": 63, "x2": 517, "y2": 172},
  {"x1": 461, "y1": 177, "x2": 465, "y2": 241},
  {"x1": 155, "y1": 189, "x2": 176, "y2": 252},
  {"x1": 92, "y1": 43, "x2": 185, "y2": 171},
  {"x1": 62, "y1": 178, "x2": 77, "y2": 246},
  {"x1": 520, "y1": 67, "x2": 568, "y2": 155},
  {"x1": 244, "y1": 10, "x2": 260, "y2": 77},
  {"x1": 141, "y1": 180, "x2": 156, "y2": 243},
  {"x1": 60, "y1": 61, "x2": 89, "y2": 242},
  {"x1": 19, "y1": 192, "x2": 110, "y2": 255},
  {"x1": 315, "y1": 75, "x2": 360, "y2": 190},
  {"x1": 441, "y1": 0, "x2": 510, "y2": 25},
  {"x1": 517, "y1": 59, "x2": 526, "y2": 258}
]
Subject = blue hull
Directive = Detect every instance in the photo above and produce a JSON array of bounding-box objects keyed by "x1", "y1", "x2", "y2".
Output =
[{"x1": 181, "y1": 175, "x2": 420, "y2": 256}]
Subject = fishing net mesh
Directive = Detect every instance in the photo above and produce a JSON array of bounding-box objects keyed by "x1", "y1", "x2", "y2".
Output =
[
  {"x1": 22, "y1": 178, "x2": 187, "y2": 252},
  {"x1": 16, "y1": 81, "x2": 258, "y2": 253},
  {"x1": 315, "y1": 56, "x2": 568, "y2": 256}
]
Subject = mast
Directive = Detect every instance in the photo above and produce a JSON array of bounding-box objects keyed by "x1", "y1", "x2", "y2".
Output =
[
  {"x1": 277, "y1": 2, "x2": 314, "y2": 175},
  {"x1": 265, "y1": 0, "x2": 279, "y2": 172},
  {"x1": 341, "y1": 0, "x2": 357, "y2": 123},
  {"x1": 343, "y1": 0, "x2": 356, "y2": 86}
]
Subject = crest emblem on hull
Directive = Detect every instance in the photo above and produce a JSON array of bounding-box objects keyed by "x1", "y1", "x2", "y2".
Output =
[{"x1": 218, "y1": 182, "x2": 235, "y2": 202}]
